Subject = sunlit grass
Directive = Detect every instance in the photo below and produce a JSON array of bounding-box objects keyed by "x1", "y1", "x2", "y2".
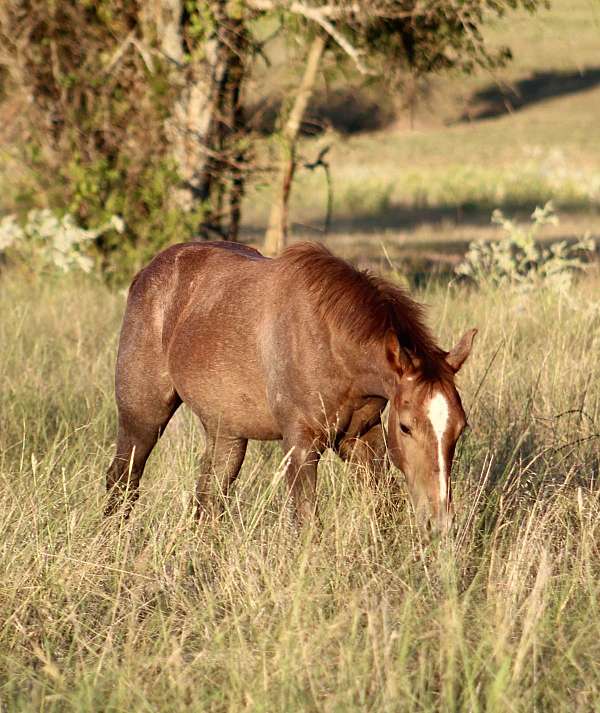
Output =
[
  {"x1": 1, "y1": 265, "x2": 599, "y2": 711},
  {"x1": 243, "y1": 128, "x2": 600, "y2": 235},
  {"x1": 242, "y1": 0, "x2": 600, "y2": 240}
]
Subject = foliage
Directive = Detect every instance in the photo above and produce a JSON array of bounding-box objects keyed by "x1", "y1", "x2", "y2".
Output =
[
  {"x1": 0, "y1": 209, "x2": 124, "y2": 275},
  {"x1": 362, "y1": 0, "x2": 543, "y2": 75},
  {"x1": 455, "y1": 201, "x2": 596, "y2": 290},
  {"x1": 0, "y1": 0, "x2": 203, "y2": 279},
  {"x1": 250, "y1": 1, "x2": 548, "y2": 79}
]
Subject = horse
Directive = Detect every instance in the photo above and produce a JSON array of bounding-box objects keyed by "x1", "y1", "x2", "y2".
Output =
[{"x1": 106, "y1": 241, "x2": 476, "y2": 530}]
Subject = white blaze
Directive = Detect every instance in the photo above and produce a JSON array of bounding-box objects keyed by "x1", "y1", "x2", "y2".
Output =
[{"x1": 427, "y1": 391, "x2": 450, "y2": 505}]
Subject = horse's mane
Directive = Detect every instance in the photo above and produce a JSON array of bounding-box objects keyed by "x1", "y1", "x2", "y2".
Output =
[{"x1": 278, "y1": 242, "x2": 452, "y2": 381}]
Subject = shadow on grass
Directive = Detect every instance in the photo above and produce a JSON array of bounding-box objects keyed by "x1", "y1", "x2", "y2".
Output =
[
  {"x1": 240, "y1": 193, "x2": 600, "y2": 286},
  {"x1": 459, "y1": 67, "x2": 600, "y2": 122},
  {"x1": 300, "y1": 198, "x2": 598, "y2": 234},
  {"x1": 248, "y1": 85, "x2": 398, "y2": 136},
  {"x1": 244, "y1": 196, "x2": 599, "y2": 239}
]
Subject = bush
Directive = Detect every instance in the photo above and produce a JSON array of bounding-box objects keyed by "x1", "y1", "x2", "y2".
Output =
[
  {"x1": 0, "y1": 209, "x2": 124, "y2": 276},
  {"x1": 455, "y1": 201, "x2": 595, "y2": 291},
  {"x1": 0, "y1": 1, "x2": 205, "y2": 283}
]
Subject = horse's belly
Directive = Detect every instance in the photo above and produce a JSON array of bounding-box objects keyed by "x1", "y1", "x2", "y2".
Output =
[
  {"x1": 213, "y1": 388, "x2": 281, "y2": 440},
  {"x1": 173, "y1": 373, "x2": 281, "y2": 441}
]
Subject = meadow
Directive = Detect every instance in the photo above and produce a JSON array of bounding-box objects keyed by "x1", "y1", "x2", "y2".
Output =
[
  {"x1": 242, "y1": 0, "x2": 600, "y2": 270},
  {"x1": 1, "y1": 265, "x2": 599, "y2": 712},
  {"x1": 2, "y1": 0, "x2": 600, "y2": 710}
]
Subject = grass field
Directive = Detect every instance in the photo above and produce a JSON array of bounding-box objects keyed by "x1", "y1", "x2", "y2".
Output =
[
  {"x1": 242, "y1": 0, "x2": 600, "y2": 266},
  {"x1": 1, "y1": 266, "x2": 599, "y2": 712},
  {"x1": 1, "y1": 1, "x2": 600, "y2": 710}
]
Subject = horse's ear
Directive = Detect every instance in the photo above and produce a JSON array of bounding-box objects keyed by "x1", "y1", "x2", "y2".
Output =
[
  {"x1": 446, "y1": 328, "x2": 477, "y2": 373},
  {"x1": 385, "y1": 330, "x2": 413, "y2": 374}
]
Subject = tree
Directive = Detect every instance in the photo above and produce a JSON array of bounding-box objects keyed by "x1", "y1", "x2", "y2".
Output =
[
  {"x1": 0, "y1": 0, "x2": 547, "y2": 274},
  {"x1": 253, "y1": 0, "x2": 547, "y2": 254},
  {"x1": 264, "y1": 32, "x2": 327, "y2": 255},
  {"x1": 155, "y1": 0, "x2": 251, "y2": 239},
  {"x1": 0, "y1": 0, "x2": 252, "y2": 277}
]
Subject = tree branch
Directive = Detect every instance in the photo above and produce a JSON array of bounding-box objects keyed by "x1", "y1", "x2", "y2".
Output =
[
  {"x1": 246, "y1": 1, "x2": 352, "y2": 18},
  {"x1": 246, "y1": 0, "x2": 375, "y2": 75},
  {"x1": 246, "y1": 1, "x2": 426, "y2": 21}
]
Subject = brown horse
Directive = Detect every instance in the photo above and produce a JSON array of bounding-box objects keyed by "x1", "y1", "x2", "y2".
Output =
[{"x1": 106, "y1": 241, "x2": 476, "y2": 530}]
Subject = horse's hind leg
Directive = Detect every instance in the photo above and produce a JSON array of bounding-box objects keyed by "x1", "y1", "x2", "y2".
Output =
[
  {"x1": 194, "y1": 432, "x2": 247, "y2": 523},
  {"x1": 106, "y1": 385, "x2": 181, "y2": 518}
]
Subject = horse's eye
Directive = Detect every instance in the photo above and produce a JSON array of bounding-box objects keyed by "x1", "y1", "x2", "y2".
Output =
[{"x1": 400, "y1": 423, "x2": 411, "y2": 436}]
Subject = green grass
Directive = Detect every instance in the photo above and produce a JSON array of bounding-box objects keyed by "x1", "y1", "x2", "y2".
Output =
[{"x1": 1, "y1": 266, "x2": 599, "y2": 711}]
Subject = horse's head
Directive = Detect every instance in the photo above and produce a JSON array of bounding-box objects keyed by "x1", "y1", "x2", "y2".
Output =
[{"x1": 385, "y1": 329, "x2": 477, "y2": 532}]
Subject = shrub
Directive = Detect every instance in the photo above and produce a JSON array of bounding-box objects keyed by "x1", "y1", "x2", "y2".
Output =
[
  {"x1": 455, "y1": 201, "x2": 595, "y2": 291},
  {"x1": 0, "y1": 209, "x2": 124, "y2": 275},
  {"x1": 0, "y1": 1, "x2": 204, "y2": 282}
]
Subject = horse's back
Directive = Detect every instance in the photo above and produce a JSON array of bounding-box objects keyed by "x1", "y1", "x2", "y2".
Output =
[
  {"x1": 126, "y1": 240, "x2": 268, "y2": 334},
  {"x1": 129, "y1": 240, "x2": 264, "y2": 290}
]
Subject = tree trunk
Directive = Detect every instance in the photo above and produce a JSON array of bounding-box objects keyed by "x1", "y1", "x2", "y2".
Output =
[
  {"x1": 210, "y1": 2, "x2": 248, "y2": 241},
  {"x1": 150, "y1": 0, "x2": 184, "y2": 65},
  {"x1": 263, "y1": 34, "x2": 326, "y2": 256},
  {"x1": 154, "y1": 0, "x2": 248, "y2": 240}
]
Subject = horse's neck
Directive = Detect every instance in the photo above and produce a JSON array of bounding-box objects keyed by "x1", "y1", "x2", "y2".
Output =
[{"x1": 344, "y1": 339, "x2": 397, "y2": 400}]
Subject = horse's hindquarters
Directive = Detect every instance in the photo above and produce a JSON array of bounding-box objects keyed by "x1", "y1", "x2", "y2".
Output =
[{"x1": 164, "y1": 252, "x2": 281, "y2": 441}]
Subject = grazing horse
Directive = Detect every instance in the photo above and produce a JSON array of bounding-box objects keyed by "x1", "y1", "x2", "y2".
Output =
[{"x1": 106, "y1": 241, "x2": 476, "y2": 530}]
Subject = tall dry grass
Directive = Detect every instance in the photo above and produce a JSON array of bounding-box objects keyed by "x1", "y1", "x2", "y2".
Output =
[{"x1": 0, "y1": 267, "x2": 599, "y2": 711}]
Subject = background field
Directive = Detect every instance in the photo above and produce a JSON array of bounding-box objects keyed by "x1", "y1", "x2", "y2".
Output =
[
  {"x1": 2, "y1": 0, "x2": 600, "y2": 711},
  {"x1": 242, "y1": 0, "x2": 600, "y2": 273}
]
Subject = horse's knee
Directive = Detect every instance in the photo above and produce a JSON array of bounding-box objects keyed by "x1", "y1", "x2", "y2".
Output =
[
  {"x1": 283, "y1": 447, "x2": 320, "y2": 525},
  {"x1": 338, "y1": 435, "x2": 377, "y2": 466}
]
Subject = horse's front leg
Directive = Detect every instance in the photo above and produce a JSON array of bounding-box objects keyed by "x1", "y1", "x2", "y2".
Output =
[
  {"x1": 282, "y1": 434, "x2": 321, "y2": 525},
  {"x1": 337, "y1": 423, "x2": 389, "y2": 485}
]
